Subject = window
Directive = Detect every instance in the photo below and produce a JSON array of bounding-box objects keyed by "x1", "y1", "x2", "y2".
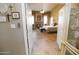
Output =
[
  {"x1": 50, "y1": 17, "x2": 54, "y2": 26},
  {"x1": 31, "y1": 16, "x2": 34, "y2": 24},
  {"x1": 43, "y1": 15, "x2": 48, "y2": 25}
]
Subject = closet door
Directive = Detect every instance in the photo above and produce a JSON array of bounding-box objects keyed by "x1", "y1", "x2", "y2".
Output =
[
  {"x1": 57, "y1": 4, "x2": 71, "y2": 49},
  {"x1": 57, "y1": 6, "x2": 65, "y2": 49},
  {"x1": 57, "y1": 4, "x2": 71, "y2": 54}
]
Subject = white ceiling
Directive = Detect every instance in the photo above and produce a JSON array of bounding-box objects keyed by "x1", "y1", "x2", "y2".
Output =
[{"x1": 28, "y1": 3, "x2": 58, "y2": 12}]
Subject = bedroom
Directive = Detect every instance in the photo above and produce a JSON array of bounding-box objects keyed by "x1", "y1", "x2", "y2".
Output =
[{"x1": 26, "y1": 3, "x2": 64, "y2": 54}]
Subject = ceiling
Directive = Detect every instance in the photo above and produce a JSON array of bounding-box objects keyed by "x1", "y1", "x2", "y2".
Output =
[{"x1": 28, "y1": 3, "x2": 58, "y2": 12}]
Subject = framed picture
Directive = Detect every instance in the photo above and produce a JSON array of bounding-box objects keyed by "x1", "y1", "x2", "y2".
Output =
[
  {"x1": 0, "y1": 16, "x2": 7, "y2": 22},
  {"x1": 12, "y1": 12, "x2": 20, "y2": 19},
  {"x1": 37, "y1": 15, "x2": 41, "y2": 22}
]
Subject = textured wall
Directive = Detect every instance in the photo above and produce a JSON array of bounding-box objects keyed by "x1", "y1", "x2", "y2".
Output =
[
  {"x1": 65, "y1": 4, "x2": 79, "y2": 55},
  {"x1": 67, "y1": 4, "x2": 79, "y2": 49}
]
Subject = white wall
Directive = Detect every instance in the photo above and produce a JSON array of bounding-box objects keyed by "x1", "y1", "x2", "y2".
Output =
[
  {"x1": 25, "y1": 4, "x2": 34, "y2": 54},
  {"x1": 0, "y1": 3, "x2": 27, "y2": 55},
  {"x1": 21, "y1": 3, "x2": 29, "y2": 55}
]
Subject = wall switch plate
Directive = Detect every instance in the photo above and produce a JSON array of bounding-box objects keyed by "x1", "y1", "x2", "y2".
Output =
[{"x1": 10, "y1": 24, "x2": 16, "y2": 28}]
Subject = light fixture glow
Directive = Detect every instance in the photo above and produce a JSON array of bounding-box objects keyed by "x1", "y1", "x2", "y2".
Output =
[{"x1": 40, "y1": 10, "x2": 44, "y2": 13}]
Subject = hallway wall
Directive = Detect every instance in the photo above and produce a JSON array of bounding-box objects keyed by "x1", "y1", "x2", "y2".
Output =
[
  {"x1": 51, "y1": 4, "x2": 64, "y2": 23},
  {"x1": 0, "y1": 3, "x2": 27, "y2": 55},
  {"x1": 26, "y1": 4, "x2": 35, "y2": 54}
]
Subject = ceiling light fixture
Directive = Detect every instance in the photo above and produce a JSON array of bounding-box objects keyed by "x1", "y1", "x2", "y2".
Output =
[{"x1": 40, "y1": 9, "x2": 44, "y2": 13}]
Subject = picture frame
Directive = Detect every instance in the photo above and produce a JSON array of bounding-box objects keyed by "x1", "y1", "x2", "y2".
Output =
[
  {"x1": 12, "y1": 12, "x2": 20, "y2": 19},
  {"x1": 37, "y1": 15, "x2": 41, "y2": 22},
  {"x1": 0, "y1": 16, "x2": 7, "y2": 22}
]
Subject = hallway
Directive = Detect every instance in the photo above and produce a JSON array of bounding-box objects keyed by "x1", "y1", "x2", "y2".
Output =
[{"x1": 30, "y1": 30, "x2": 59, "y2": 55}]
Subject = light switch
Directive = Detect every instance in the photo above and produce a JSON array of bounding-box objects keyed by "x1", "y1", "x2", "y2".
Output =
[{"x1": 10, "y1": 24, "x2": 16, "y2": 28}]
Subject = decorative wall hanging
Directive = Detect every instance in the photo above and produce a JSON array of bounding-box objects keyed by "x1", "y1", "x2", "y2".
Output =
[
  {"x1": 12, "y1": 12, "x2": 20, "y2": 19},
  {"x1": 0, "y1": 16, "x2": 6, "y2": 22}
]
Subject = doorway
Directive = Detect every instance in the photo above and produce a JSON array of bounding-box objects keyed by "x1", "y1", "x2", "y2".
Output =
[{"x1": 25, "y1": 3, "x2": 62, "y2": 55}]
